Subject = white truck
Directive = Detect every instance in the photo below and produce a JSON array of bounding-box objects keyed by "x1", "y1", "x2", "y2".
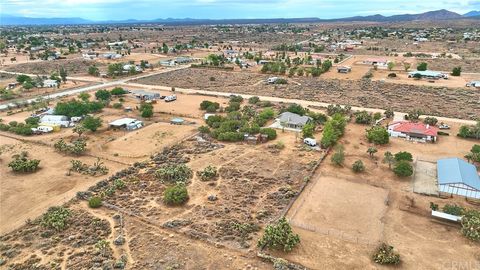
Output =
[
  {"x1": 303, "y1": 138, "x2": 317, "y2": 147},
  {"x1": 31, "y1": 126, "x2": 54, "y2": 134},
  {"x1": 165, "y1": 95, "x2": 177, "y2": 102}
]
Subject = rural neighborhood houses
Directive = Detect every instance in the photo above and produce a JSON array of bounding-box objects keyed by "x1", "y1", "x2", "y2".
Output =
[
  {"x1": 437, "y1": 158, "x2": 480, "y2": 199},
  {"x1": 388, "y1": 121, "x2": 439, "y2": 143}
]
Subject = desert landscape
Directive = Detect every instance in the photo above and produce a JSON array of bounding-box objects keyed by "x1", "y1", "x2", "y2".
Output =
[{"x1": 1, "y1": 5, "x2": 480, "y2": 270}]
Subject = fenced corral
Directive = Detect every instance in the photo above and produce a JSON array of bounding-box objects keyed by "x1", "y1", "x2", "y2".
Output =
[
  {"x1": 287, "y1": 175, "x2": 389, "y2": 247},
  {"x1": 413, "y1": 158, "x2": 439, "y2": 196}
]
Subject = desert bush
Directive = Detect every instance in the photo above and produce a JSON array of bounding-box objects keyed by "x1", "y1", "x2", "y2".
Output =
[
  {"x1": 95, "y1": 89, "x2": 111, "y2": 101},
  {"x1": 248, "y1": 96, "x2": 260, "y2": 104},
  {"x1": 198, "y1": 125, "x2": 210, "y2": 134},
  {"x1": 302, "y1": 123, "x2": 315, "y2": 138},
  {"x1": 387, "y1": 73, "x2": 397, "y2": 78},
  {"x1": 200, "y1": 100, "x2": 220, "y2": 111},
  {"x1": 113, "y1": 179, "x2": 126, "y2": 190},
  {"x1": 331, "y1": 145, "x2": 345, "y2": 166},
  {"x1": 82, "y1": 116, "x2": 102, "y2": 132},
  {"x1": 110, "y1": 87, "x2": 127, "y2": 96},
  {"x1": 70, "y1": 158, "x2": 108, "y2": 176},
  {"x1": 352, "y1": 160, "x2": 365, "y2": 173},
  {"x1": 286, "y1": 104, "x2": 308, "y2": 116},
  {"x1": 393, "y1": 161, "x2": 413, "y2": 177},
  {"x1": 155, "y1": 164, "x2": 193, "y2": 184},
  {"x1": 229, "y1": 95, "x2": 244, "y2": 103},
  {"x1": 41, "y1": 207, "x2": 71, "y2": 231},
  {"x1": 88, "y1": 197, "x2": 102, "y2": 208},
  {"x1": 8, "y1": 151, "x2": 40, "y2": 173},
  {"x1": 274, "y1": 141, "x2": 285, "y2": 150},
  {"x1": 54, "y1": 139, "x2": 87, "y2": 155},
  {"x1": 258, "y1": 108, "x2": 275, "y2": 120},
  {"x1": 423, "y1": 117, "x2": 438, "y2": 126},
  {"x1": 354, "y1": 111, "x2": 373, "y2": 124},
  {"x1": 372, "y1": 243, "x2": 400, "y2": 265},
  {"x1": 163, "y1": 184, "x2": 189, "y2": 205},
  {"x1": 197, "y1": 166, "x2": 218, "y2": 181},
  {"x1": 225, "y1": 101, "x2": 241, "y2": 112},
  {"x1": 257, "y1": 217, "x2": 300, "y2": 252},
  {"x1": 112, "y1": 102, "x2": 123, "y2": 109},
  {"x1": 461, "y1": 210, "x2": 480, "y2": 242}
]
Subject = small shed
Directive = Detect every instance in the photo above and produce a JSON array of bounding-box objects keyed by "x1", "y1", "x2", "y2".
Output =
[
  {"x1": 437, "y1": 158, "x2": 480, "y2": 199},
  {"x1": 109, "y1": 118, "x2": 143, "y2": 131}
]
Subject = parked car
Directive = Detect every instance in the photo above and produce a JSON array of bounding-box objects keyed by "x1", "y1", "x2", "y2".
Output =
[
  {"x1": 165, "y1": 95, "x2": 177, "y2": 102},
  {"x1": 438, "y1": 123, "x2": 450, "y2": 130},
  {"x1": 303, "y1": 138, "x2": 317, "y2": 147}
]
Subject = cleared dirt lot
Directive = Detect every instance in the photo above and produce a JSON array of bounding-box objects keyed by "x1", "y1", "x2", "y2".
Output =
[
  {"x1": 289, "y1": 176, "x2": 388, "y2": 244},
  {"x1": 0, "y1": 136, "x2": 125, "y2": 234},
  {"x1": 3, "y1": 58, "x2": 104, "y2": 76},
  {"x1": 134, "y1": 68, "x2": 480, "y2": 120}
]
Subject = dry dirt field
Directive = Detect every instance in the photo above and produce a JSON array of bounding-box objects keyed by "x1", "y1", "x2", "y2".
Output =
[
  {"x1": 134, "y1": 68, "x2": 480, "y2": 120},
  {"x1": 0, "y1": 136, "x2": 125, "y2": 234},
  {"x1": 278, "y1": 122, "x2": 480, "y2": 270}
]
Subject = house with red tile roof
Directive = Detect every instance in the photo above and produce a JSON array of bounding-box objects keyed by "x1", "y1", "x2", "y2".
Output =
[{"x1": 387, "y1": 121, "x2": 439, "y2": 143}]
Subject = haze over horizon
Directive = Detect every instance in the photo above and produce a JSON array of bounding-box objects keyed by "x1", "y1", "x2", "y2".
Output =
[{"x1": 1, "y1": 0, "x2": 479, "y2": 21}]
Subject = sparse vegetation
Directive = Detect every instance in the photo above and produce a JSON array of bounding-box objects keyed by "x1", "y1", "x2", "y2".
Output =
[
  {"x1": 8, "y1": 151, "x2": 40, "y2": 173},
  {"x1": 257, "y1": 217, "x2": 300, "y2": 252}
]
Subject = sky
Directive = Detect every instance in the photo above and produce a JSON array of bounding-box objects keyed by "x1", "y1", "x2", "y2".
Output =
[{"x1": 1, "y1": 0, "x2": 479, "y2": 20}]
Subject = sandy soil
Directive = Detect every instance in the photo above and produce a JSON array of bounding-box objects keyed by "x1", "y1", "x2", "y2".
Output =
[{"x1": 0, "y1": 136, "x2": 125, "y2": 234}]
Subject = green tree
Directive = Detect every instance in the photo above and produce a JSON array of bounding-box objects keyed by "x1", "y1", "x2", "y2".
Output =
[
  {"x1": 82, "y1": 116, "x2": 102, "y2": 132},
  {"x1": 393, "y1": 161, "x2": 413, "y2": 177},
  {"x1": 16, "y1": 74, "x2": 32, "y2": 84},
  {"x1": 73, "y1": 125, "x2": 87, "y2": 137},
  {"x1": 387, "y1": 62, "x2": 395, "y2": 71},
  {"x1": 110, "y1": 87, "x2": 127, "y2": 96},
  {"x1": 302, "y1": 123, "x2": 315, "y2": 138},
  {"x1": 88, "y1": 65, "x2": 99, "y2": 76},
  {"x1": 95, "y1": 89, "x2": 111, "y2": 101},
  {"x1": 451, "y1": 67, "x2": 461, "y2": 76},
  {"x1": 403, "y1": 62, "x2": 411, "y2": 72},
  {"x1": 417, "y1": 62, "x2": 428, "y2": 71},
  {"x1": 59, "y1": 66, "x2": 68, "y2": 83},
  {"x1": 366, "y1": 126, "x2": 389, "y2": 145},
  {"x1": 394, "y1": 151, "x2": 413, "y2": 162},
  {"x1": 23, "y1": 81, "x2": 34, "y2": 90},
  {"x1": 257, "y1": 217, "x2": 300, "y2": 252},
  {"x1": 88, "y1": 197, "x2": 102, "y2": 208}
]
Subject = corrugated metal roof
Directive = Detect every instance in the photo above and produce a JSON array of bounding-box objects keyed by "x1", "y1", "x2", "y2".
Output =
[{"x1": 437, "y1": 158, "x2": 480, "y2": 190}]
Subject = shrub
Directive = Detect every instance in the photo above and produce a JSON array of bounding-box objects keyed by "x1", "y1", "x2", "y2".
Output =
[
  {"x1": 25, "y1": 117, "x2": 40, "y2": 126},
  {"x1": 88, "y1": 197, "x2": 102, "y2": 208},
  {"x1": 95, "y1": 89, "x2": 111, "y2": 101},
  {"x1": 366, "y1": 126, "x2": 389, "y2": 145},
  {"x1": 225, "y1": 101, "x2": 241, "y2": 112},
  {"x1": 443, "y1": 204, "x2": 465, "y2": 216},
  {"x1": 229, "y1": 95, "x2": 244, "y2": 103},
  {"x1": 260, "y1": 128, "x2": 277, "y2": 140},
  {"x1": 141, "y1": 107, "x2": 153, "y2": 118},
  {"x1": 248, "y1": 96, "x2": 260, "y2": 104},
  {"x1": 461, "y1": 210, "x2": 480, "y2": 242},
  {"x1": 82, "y1": 116, "x2": 102, "y2": 132},
  {"x1": 113, "y1": 179, "x2": 126, "y2": 190},
  {"x1": 331, "y1": 145, "x2": 345, "y2": 166},
  {"x1": 200, "y1": 100, "x2": 220, "y2": 111},
  {"x1": 451, "y1": 67, "x2": 461, "y2": 76},
  {"x1": 112, "y1": 102, "x2": 123, "y2": 109},
  {"x1": 394, "y1": 151, "x2": 413, "y2": 162},
  {"x1": 41, "y1": 207, "x2": 71, "y2": 231},
  {"x1": 198, "y1": 125, "x2": 210, "y2": 134},
  {"x1": 301, "y1": 123, "x2": 315, "y2": 138},
  {"x1": 8, "y1": 151, "x2": 40, "y2": 173},
  {"x1": 110, "y1": 87, "x2": 127, "y2": 96},
  {"x1": 54, "y1": 139, "x2": 87, "y2": 155},
  {"x1": 217, "y1": 131, "x2": 244, "y2": 141},
  {"x1": 54, "y1": 100, "x2": 104, "y2": 117},
  {"x1": 352, "y1": 160, "x2": 365, "y2": 173},
  {"x1": 372, "y1": 243, "x2": 400, "y2": 265},
  {"x1": 163, "y1": 184, "x2": 189, "y2": 205},
  {"x1": 354, "y1": 111, "x2": 373, "y2": 124},
  {"x1": 155, "y1": 164, "x2": 193, "y2": 184},
  {"x1": 393, "y1": 161, "x2": 413, "y2": 177},
  {"x1": 197, "y1": 165, "x2": 218, "y2": 181},
  {"x1": 417, "y1": 62, "x2": 428, "y2": 71},
  {"x1": 320, "y1": 113, "x2": 347, "y2": 148},
  {"x1": 384, "y1": 108, "x2": 394, "y2": 118},
  {"x1": 258, "y1": 108, "x2": 275, "y2": 120},
  {"x1": 423, "y1": 117, "x2": 438, "y2": 126},
  {"x1": 257, "y1": 217, "x2": 300, "y2": 252},
  {"x1": 286, "y1": 104, "x2": 307, "y2": 116},
  {"x1": 387, "y1": 73, "x2": 397, "y2": 78}
]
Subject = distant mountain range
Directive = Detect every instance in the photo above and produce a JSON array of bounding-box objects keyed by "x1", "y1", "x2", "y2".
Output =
[{"x1": 1, "y1": 9, "x2": 479, "y2": 26}]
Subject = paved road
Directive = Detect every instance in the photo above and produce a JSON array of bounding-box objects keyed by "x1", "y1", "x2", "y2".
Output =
[{"x1": 0, "y1": 66, "x2": 189, "y2": 110}]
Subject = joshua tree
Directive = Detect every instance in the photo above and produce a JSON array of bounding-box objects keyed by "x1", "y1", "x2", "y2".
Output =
[
  {"x1": 367, "y1": 147, "x2": 378, "y2": 159},
  {"x1": 383, "y1": 151, "x2": 395, "y2": 169}
]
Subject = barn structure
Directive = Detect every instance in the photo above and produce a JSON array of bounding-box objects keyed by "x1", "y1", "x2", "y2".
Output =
[{"x1": 437, "y1": 158, "x2": 480, "y2": 199}]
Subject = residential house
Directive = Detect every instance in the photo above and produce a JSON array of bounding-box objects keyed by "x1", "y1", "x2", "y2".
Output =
[
  {"x1": 131, "y1": 90, "x2": 160, "y2": 101},
  {"x1": 277, "y1": 112, "x2": 312, "y2": 130},
  {"x1": 43, "y1": 79, "x2": 58, "y2": 88},
  {"x1": 387, "y1": 121, "x2": 439, "y2": 143}
]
